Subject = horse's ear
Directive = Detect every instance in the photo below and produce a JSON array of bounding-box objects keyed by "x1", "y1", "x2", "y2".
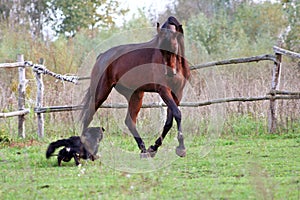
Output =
[
  {"x1": 157, "y1": 22, "x2": 160, "y2": 34},
  {"x1": 178, "y1": 25, "x2": 184, "y2": 35}
]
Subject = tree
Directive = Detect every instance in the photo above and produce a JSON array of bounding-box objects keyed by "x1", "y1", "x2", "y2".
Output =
[
  {"x1": 26, "y1": 0, "x2": 49, "y2": 37},
  {"x1": 0, "y1": 0, "x2": 48, "y2": 37},
  {"x1": 184, "y1": 1, "x2": 287, "y2": 56},
  {"x1": 0, "y1": 0, "x2": 12, "y2": 25},
  {"x1": 0, "y1": 0, "x2": 128, "y2": 38},
  {"x1": 281, "y1": 0, "x2": 300, "y2": 51},
  {"x1": 47, "y1": 0, "x2": 128, "y2": 37},
  {"x1": 157, "y1": 0, "x2": 243, "y2": 23}
]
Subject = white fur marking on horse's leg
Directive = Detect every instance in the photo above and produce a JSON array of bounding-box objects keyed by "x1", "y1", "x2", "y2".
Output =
[
  {"x1": 173, "y1": 60, "x2": 177, "y2": 75},
  {"x1": 164, "y1": 61, "x2": 168, "y2": 75}
]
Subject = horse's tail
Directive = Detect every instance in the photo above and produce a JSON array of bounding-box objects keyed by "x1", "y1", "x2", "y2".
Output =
[
  {"x1": 46, "y1": 136, "x2": 80, "y2": 158},
  {"x1": 79, "y1": 87, "x2": 92, "y2": 129}
]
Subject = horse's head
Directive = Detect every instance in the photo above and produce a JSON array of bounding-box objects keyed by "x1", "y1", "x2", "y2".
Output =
[
  {"x1": 157, "y1": 22, "x2": 180, "y2": 54},
  {"x1": 157, "y1": 16, "x2": 185, "y2": 57},
  {"x1": 157, "y1": 16, "x2": 185, "y2": 76}
]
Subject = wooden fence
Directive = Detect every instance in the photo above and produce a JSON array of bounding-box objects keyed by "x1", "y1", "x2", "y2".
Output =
[
  {"x1": 0, "y1": 55, "x2": 28, "y2": 138},
  {"x1": 0, "y1": 46, "x2": 299, "y2": 138}
]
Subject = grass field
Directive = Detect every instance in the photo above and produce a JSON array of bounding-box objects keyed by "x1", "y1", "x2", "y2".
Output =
[{"x1": 0, "y1": 128, "x2": 299, "y2": 200}]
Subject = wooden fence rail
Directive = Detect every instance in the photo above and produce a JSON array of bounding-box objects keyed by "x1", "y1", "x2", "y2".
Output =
[
  {"x1": 0, "y1": 62, "x2": 28, "y2": 68},
  {"x1": 34, "y1": 93, "x2": 300, "y2": 113},
  {"x1": 0, "y1": 46, "x2": 299, "y2": 137},
  {"x1": 0, "y1": 109, "x2": 30, "y2": 118},
  {"x1": 273, "y1": 46, "x2": 300, "y2": 59},
  {"x1": 189, "y1": 54, "x2": 277, "y2": 70}
]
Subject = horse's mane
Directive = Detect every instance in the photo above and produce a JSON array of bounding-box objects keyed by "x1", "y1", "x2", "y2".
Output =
[{"x1": 162, "y1": 16, "x2": 189, "y2": 78}]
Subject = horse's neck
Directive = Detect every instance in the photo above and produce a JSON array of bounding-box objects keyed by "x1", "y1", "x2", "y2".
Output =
[
  {"x1": 112, "y1": 36, "x2": 159, "y2": 56},
  {"x1": 95, "y1": 36, "x2": 160, "y2": 75},
  {"x1": 136, "y1": 36, "x2": 159, "y2": 48}
]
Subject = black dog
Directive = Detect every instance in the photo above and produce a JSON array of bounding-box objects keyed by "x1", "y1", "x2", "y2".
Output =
[{"x1": 46, "y1": 127, "x2": 104, "y2": 166}]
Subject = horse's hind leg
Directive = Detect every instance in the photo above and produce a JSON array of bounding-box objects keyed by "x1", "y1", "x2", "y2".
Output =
[
  {"x1": 124, "y1": 91, "x2": 147, "y2": 156},
  {"x1": 82, "y1": 81, "x2": 113, "y2": 130}
]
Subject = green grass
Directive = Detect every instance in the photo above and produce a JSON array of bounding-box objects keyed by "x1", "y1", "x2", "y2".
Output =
[{"x1": 0, "y1": 131, "x2": 299, "y2": 200}]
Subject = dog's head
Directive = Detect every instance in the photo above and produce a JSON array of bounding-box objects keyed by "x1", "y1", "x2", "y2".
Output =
[{"x1": 80, "y1": 127, "x2": 104, "y2": 156}]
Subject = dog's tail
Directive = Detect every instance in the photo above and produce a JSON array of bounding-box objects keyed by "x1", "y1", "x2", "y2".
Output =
[{"x1": 46, "y1": 137, "x2": 78, "y2": 159}]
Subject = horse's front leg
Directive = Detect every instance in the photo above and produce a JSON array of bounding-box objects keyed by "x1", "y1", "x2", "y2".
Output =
[
  {"x1": 170, "y1": 101, "x2": 186, "y2": 157},
  {"x1": 148, "y1": 90, "x2": 186, "y2": 157},
  {"x1": 175, "y1": 130, "x2": 186, "y2": 157},
  {"x1": 147, "y1": 108, "x2": 173, "y2": 157}
]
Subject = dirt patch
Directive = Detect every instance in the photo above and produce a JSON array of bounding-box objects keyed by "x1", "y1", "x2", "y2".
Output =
[{"x1": 9, "y1": 139, "x2": 43, "y2": 148}]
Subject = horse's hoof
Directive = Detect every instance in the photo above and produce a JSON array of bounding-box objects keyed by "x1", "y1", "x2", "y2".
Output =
[
  {"x1": 176, "y1": 146, "x2": 186, "y2": 157},
  {"x1": 140, "y1": 152, "x2": 151, "y2": 159},
  {"x1": 147, "y1": 146, "x2": 157, "y2": 158}
]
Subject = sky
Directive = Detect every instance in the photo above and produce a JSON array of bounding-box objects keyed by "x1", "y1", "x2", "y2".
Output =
[{"x1": 117, "y1": 0, "x2": 172, "y2": 24}]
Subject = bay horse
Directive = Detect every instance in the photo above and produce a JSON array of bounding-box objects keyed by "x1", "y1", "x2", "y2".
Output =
[{"x1": 80, "y1": 16, "x2": 190, "y2": 158}]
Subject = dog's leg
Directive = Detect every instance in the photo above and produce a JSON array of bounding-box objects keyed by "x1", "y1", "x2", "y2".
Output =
[
  {"x1": 73, "y1": 153, "x2": 80, "y2": 166},
  {"x1": 57, "y1": 156, "x2": 63, "y2": 166}
]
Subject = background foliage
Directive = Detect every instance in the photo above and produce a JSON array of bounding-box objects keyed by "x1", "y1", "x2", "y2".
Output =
[{"x1": 0, "y1": 0, "x2": 299, "y2": 137}]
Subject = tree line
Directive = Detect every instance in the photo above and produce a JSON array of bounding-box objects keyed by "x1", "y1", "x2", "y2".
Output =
[
  {"x1": 0, "y1": 0, "x2": 299, "y2": 65},
  {"x1": 0, "y1": 0, "x2": 299, "y2": 135},
  {"x1": 0, "y1": 0, "x2": 127, "y2": 37}
]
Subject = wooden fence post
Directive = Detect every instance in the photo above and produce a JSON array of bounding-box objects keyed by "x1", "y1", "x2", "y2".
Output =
[
  {"x1": 268, "y1": 53, "x2": 282, "y2": 133},
  {"x1": 17, "y1": 54, "x2": 26, "y2": 138},
  {"x1": 35, "y1": 58, "x2": 45, "y2": 137}
]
